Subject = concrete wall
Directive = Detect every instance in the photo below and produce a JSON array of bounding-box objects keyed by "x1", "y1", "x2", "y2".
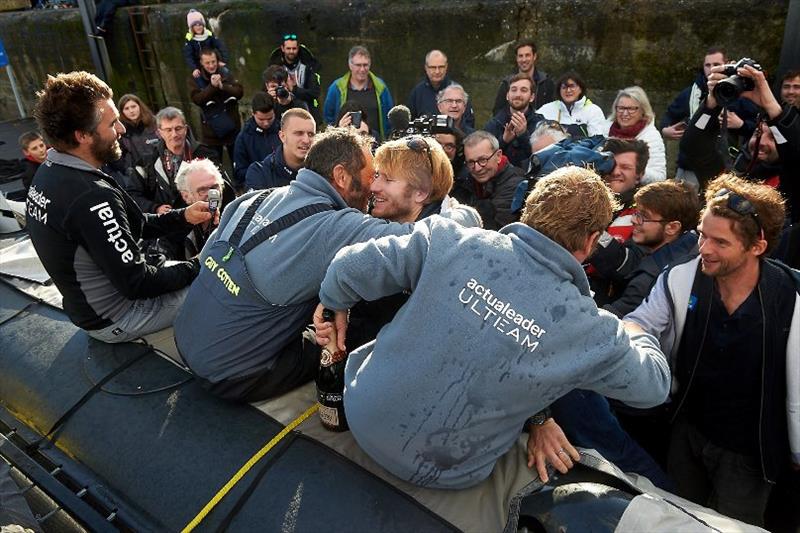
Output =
[{"x1": 0, "y1": 0, "x2": 788, "y2": 140}]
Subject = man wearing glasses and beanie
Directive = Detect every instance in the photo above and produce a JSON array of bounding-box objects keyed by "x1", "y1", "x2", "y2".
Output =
[
  {"x1": 625, "y1": 174, "x2": 800, "y2": 527},
  {"x1": 268, "y1": 33, "x2": 323, "y2": 124}
]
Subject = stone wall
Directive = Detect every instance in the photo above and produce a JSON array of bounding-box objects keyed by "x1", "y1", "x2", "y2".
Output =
[{"x1": 0, "y1": 0, "x2": 788, "y2": 142}]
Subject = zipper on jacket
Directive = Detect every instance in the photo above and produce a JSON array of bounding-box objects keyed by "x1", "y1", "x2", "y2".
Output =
[
  {"x1": 670, "y1": 286, "x2": 713, "y2": 423},
  {"x1": 757, "y1": 286, "x2": 774, "y2": 484}
]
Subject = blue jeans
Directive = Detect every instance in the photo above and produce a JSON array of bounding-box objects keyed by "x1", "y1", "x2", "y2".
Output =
[{"x1": 551, "y1": 389, "x2": 673, "y2": 491}]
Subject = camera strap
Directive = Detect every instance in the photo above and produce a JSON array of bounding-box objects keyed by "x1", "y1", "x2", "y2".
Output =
[
  {"x1": 718, "y1": 106, "x2": 732, "y2": 171},
  {"x1": 745, "y1": 116, "x2": 765, "y2": 176}
]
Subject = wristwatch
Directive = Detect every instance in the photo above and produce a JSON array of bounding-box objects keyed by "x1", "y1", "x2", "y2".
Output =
[{"x1": 525, "y1": 407, "x2": 552, "y2": 430}]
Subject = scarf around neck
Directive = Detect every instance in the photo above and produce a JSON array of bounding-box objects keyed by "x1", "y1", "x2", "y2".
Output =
[{"x1": 609, "y1": 119, "x2": 647, "y2": 139}]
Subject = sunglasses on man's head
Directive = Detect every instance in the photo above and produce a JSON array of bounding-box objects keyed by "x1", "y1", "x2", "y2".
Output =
[
  {"x1": 282, "y1": 33, "x2": 298, "y2": 41},
  {"x1": 405, "y1": 136, "x2": 434, "y2": 174},
  {"x1": 714, "y1": 187, "x2": 763, "y2": 236}
]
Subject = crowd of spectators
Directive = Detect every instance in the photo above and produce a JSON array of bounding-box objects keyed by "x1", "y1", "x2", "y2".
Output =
[{"x1": 19, "y1": 11, "x2": 800, "y2": 530}]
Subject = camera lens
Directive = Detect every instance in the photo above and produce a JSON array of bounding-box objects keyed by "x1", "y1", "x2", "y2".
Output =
[{"x1": 714, "y1": 77, "x2": 744, "y2": 106}]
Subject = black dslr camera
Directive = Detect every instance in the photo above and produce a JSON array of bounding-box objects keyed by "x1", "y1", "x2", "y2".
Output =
[
  {"x1": 270, "y1": 68, "x2": 291, "y2": 99},
  {"x1": 713, "y1": 58, "x2": 762, "y2": 106},
  {"x1": 404, "y1": 114, "x2": 455, "y2": 136}
]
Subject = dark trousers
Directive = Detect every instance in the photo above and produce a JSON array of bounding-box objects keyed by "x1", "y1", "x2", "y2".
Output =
[
  {"x1": 94, "y1": 0, "x2": 135, "y2": 30},
  {"x1": 198, "y1": 329, "x2": 320, "y2": 403},
  {"x1": 668, "y1": 416, "x2": 772, "y2": 527},
  {"x1": 552, "y1": 389, "x2": 673, "y2": 491}
]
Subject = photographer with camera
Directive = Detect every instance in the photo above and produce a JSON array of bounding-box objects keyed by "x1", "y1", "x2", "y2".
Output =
[
  {"x1": 680, "y1": 59, "x2": 800, "y2": 227},
  {"x1": 267, "y1": 33, "x2": 322, "y2": 124},
  {"x1": 262, "y1": 65, "x2": 309, "y2": 119}
]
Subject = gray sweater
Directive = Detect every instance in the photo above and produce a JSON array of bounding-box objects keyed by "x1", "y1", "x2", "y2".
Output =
[{"x1": 320, "y1": 218, "x2": 671, "y2": 489}]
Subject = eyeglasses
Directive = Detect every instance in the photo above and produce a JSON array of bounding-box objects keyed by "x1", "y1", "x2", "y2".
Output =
[
  {"x1": 560, "y1": 82, "x2": 579, "y2": 90},
  {"x1": 426, "y1": 65, "x2": 447, "y2": 71},
  {"x1": 631, "y1": 210, "x2": 665, "y2": 225},
  {"x1": 159, "y1": 125, "x2": 186, "y2": 134},
  {"x1": 440, "y1": 98, "x2": 465, "y2": 106},
  {"x1": 350, "y1": 61, "x2": 370, "y2": 69},
  {"x1": 282, "y1": 33, "x2": 297, "y2": 41},
  {"x1": 439, "y1": 142, "x2": 457, "y2": 151},
  {"x1": 714, "y1": 188, "x2": 762, "y2": 234},
  {"x1": 615, "y1": 105, "x2": 640, "y2": 115},
  {"x1": 406, "y1": 136, "x2": 434, "y2": 174},
  {"x1": 542, "y1": 120, "x2": 567, "y2": 133},
  {"x1": 195, "y1": 183, "x2": 220, "y2": 195},
  {"x1": 465, "y1": 149, "x2": 499, "y2": 169}
]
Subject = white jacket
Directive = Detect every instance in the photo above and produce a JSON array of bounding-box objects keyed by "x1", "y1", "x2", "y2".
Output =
[{"x1": 536, "y1": 96, "x2": 607, "y2": 137}]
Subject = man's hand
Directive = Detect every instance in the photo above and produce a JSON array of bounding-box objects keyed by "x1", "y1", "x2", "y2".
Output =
[
  {"x1": 502, "y1": 111, "x2": 528, "y2": 143},
  {"x1": 662, "y1": 121, "x2": 686, "y2": 140},
  {"x1": 184, "y1": 201, "x2": 218, "y2": 226},
  {"x1": 719, "y1": 109, "x2": 744, "y2": 129},
  {"x1": 705, "y1": 65, "x2": 727, "y2": 110},
  {"x1": 526, "y1": 418, "x2": 580, "y2": 483},
  {"x1": 192, "y1": 68, "x2": 201, "y2": 79},
  {"x1": 156, "y1": 204, "x2": 172, "y2": 215},
  {"x1": 338, "y1": 113, "x2": 353, "y2": 128},
  {"x1": 210, "y1": 74, "x2": 223, "y2": 89},
  {"x1": 313, "y1": 303, "x2": 349, "y2": 352},
  {"x1": 736, "y1": 64, "x2": 782, "y2": 119}
]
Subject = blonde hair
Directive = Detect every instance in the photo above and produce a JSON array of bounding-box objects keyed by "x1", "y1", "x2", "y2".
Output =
[
  {"x1": 374, "y1": 136, "x2": 453, "y2": 203},
  {"x1": 521, "y1": 167, "x2": 619, "y2": 252},
  {"x1": 608, "y1": 86, "x2": 655, "y2": 124},
  {"x1": 703, "y1": 173, "x2": 786, "y2": 254}
]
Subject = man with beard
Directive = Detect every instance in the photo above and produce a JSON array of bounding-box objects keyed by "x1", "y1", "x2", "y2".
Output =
[
  {"x1": 779, "y1": 69, "x2": 800, "y2": 109},
  {"x1": 245, "y1": 108, "x2": 315, "y2": 190},
  {"x1": 26, "y1": 71, "x2": 213, "y2": 343},
  {"x1": 492, "y1": 39, "x2": 556, "y2": 115},
  {"x1": 626, "y1": 175, "x2": 799, "y2": 527},
  {"x1": 189, "y1": 49, "x2": 244, "y2": 164},
  {"x1": 485, "y1": 74, "x2": 544, "y2": 168},
  {"x1": 343, "y1": 136, "x2": 481, "y2": 349},
  {"x1": 602, "y1": 180, "x2": 700, "y2": 318},
  {"x1": 174, "y1": 128, "x2": 420, "y2": 402},
  {"x1": 267, "y1": 33, "x2": 323, "y2": 123}
]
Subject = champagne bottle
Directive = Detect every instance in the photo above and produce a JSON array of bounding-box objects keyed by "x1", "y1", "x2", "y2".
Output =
[{"x1": 316, "y1": 308, "x2": 349, "y2": 431}]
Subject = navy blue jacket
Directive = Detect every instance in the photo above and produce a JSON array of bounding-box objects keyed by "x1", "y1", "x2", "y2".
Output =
[
  {"x1": 183, "y1": 33, "x2": 229, "y2": 71},
  {"x1": 492, "y1": 69, "x2": 555, "y2": 116},
  {"x1": 233, "y1": 117, "x2": 281, "y2": 186},
  {"x1": 603, "y1": 231, "x2": 699, "y2": 318},
  {"x1": 406, "y1": 75, "x2": 475, "y2": 128},
  {"x1": 245, "y1": 147, "x2": 298, "y2": 191},
  {"x1": 484, "y1": 106, "x2": 544, "y2": 168}
]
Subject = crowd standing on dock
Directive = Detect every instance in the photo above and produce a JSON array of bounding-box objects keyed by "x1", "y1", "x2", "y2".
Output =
[{"x1": 18, "y1": 9, "x2": 800, "y2": 529}]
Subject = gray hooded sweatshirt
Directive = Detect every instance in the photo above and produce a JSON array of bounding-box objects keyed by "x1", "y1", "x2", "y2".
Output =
[{"x1": 319, "y1": 218, "x2": 671, "y2": 489}]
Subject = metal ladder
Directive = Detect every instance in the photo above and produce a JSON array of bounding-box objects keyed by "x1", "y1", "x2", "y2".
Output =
[{"x1": 128, "y1": 5, "x2": 164, "y2": 110}]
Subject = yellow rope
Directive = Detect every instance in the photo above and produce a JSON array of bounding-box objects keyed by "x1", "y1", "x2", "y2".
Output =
[{"x1": 181, "y1": 403, "x2": 320, "y2": 533}]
